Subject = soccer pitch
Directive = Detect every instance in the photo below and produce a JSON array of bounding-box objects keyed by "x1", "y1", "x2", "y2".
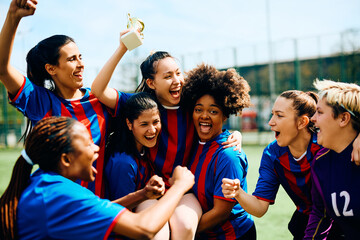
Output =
[{"x1": 0, "y1": 145, "x2": 293, "y2": 239}]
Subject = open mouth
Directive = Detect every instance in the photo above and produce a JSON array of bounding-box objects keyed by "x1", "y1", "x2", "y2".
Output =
[
  {"x1": 274, "y1": 131, "x2": 280, "y2": 138},
  {"x1": 199, "y1": 122, "x2": 212, "y2": 133},
  {"x1": 170, "y1": 90, "x2": 181, "y2": 98},
  {"x1": 145, "y1": 134, "x2": 156, "y2": 140}
]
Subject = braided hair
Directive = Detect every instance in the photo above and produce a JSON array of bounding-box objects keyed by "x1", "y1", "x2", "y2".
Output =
[{"x1": 0, "y1": 116, "x2": 76, "y2": 239}]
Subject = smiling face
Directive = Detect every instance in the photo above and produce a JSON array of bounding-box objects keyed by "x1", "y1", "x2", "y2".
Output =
[
  {"x1": 127, "y1": 107, "x2": 161, "y2": 152},
  {"x1": 66, "y1": 122, "x2": 99, "y2": 182},
  {"x1": 146, "y1": 57, "x2": 184, "y2": 107},
  {"x1": 47, "y1": 41, "x2": 84, "y2": 97},
  {"x1": 192, "y1": 94, "x2": 226, "y2": 142},
  {"x1": 311, "y1": 97, "x2": 339, "y2": 149},
  {"x1": 268, "y1": 96, "x2": 302, "y2": 147}
]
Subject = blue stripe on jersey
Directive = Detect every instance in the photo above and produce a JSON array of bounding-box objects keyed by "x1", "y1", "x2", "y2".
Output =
[
  {"x1": 149, "y1": 106, "x2": 194, "y2": 187},
  {"x1": 253, "y1": 136, "x2": 320, "y2": 214},
  {"x1": 188, "y1": 130, "x2": 253, "y2": 239}
]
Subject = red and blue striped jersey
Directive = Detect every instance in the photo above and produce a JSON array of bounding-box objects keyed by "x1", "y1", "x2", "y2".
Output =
[
  {"x1": 188, "y1": 130, "x2": 254, "y2": 239},
  {"x1": 149, "y1": 105, "x2": 195, "y2": 188},
  {"x1": 105, "y1": 151, "x2": 155, "y2": 201},
  {"x1": 305, "y1": 143, "x2": 360, "y2": 239},
  {"x1": 10, "y1": 77, "x2": 131, "y2": 197},
  {"x1": 253, "y1": 136, "x2": 321, "y2": 214}
]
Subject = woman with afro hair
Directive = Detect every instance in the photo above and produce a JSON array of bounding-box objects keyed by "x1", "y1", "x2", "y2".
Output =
[{"x1": 182, "y1": 64, "x2": 256, "y2": 239}]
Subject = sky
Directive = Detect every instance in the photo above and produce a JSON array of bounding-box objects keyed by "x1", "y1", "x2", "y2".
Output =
[{"x1": 0, "y1": 0, "x2": 359, "y2": 90}]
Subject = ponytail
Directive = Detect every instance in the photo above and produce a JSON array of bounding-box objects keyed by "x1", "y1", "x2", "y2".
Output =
[{"x1": 0, "y1": 157, "x2": 33, "y2": 239}]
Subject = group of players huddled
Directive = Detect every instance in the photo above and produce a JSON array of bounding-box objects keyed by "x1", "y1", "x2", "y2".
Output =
[{"x1": 1, "y1": 1, "x2": 359, "y2": 239}]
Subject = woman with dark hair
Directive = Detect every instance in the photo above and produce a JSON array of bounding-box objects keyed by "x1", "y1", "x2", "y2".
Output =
[
  {"x1": 0, "y1": 0, "x2": 131, "y2": 197},
  {"x1": 182, "y1": 64, "x2": 256, "y2": 239},
  {"x1": 0, "y1": 116, "x2": 194, "y2": 240},
  {"x1": 105, "y1": 92, "x2": 173, "y2": 239}
]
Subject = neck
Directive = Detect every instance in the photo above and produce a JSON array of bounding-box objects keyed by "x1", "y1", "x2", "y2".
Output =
[
  {"x1": 136, "y1": 142, "x2": 143, "y2": 153},
  {"x1": 288, "y1": 130, "x2": 312, "y2": 159},
  {"x1": 56, "y1": 88, "x2": 83, "y2": 99},
  {"x1": 328, "y1": 127, "x2": 357, "y2": 153}
]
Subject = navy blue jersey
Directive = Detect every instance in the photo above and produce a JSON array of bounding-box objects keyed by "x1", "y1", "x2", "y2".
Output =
[{"x1": 305, "y1": 143, "x2": 360, "y2": 239}]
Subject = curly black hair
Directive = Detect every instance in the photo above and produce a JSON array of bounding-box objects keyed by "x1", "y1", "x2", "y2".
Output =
[{"x1": 181, "y1": 64, "x2": 251, "y2": 118}]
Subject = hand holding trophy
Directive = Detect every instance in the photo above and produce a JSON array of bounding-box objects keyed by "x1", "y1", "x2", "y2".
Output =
[{"x1": 121, "y1": 13, "x2": 145, "y2": 51}]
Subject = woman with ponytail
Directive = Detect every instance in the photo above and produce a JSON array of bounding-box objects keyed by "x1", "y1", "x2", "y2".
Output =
[
  {"x1": 0, "y1": 116, "x2": 194, "y2": 240},
  {"x1": 0, "y1": 0, "x2": 132, "y2": 197}
]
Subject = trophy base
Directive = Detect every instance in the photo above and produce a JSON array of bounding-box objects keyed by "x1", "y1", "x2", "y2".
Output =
[{"x1": 121, "y1": 30, "x2": 143, "y2": 51}]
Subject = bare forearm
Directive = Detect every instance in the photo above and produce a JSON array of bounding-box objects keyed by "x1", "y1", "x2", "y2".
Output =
[
  {"x1": 235, "y1": 188, "x2": 269, "y2": 217},
  {"x1": 91, "y1": 46, "x2": 127, "y2": 108},
  {"x1": 0, "y1": 12, "x2": 23, "y2": 94},
  {"x1": 197, "y1": 209, "x2": 230, "y2": 233},
  {"x1": 112, "y1": 188, "x2": 148, "y2": 210},
  {"x1": 135, "y1": 183, "x2": 188, "y2": 232}
]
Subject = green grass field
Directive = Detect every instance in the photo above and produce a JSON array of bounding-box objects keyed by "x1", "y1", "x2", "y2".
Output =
[{"x1": 0, "y1": 145, "x2": 293, "y2": 239}]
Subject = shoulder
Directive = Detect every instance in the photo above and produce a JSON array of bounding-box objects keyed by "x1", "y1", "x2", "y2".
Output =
[
  {"x1": 263, "y1": 140, "x2": 286, "y2": 158},
  {"x1": 107, "y1": 152, "x2": 138, "y2": 171}
]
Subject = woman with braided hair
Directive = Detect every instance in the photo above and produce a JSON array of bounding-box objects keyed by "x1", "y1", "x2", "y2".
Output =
[{"x1": 0, "y1": 116, "x2": 194, "y2": 240}]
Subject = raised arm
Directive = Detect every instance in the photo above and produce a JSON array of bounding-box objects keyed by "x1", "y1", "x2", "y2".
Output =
[
  {"x1": 112, "y1": 166, "x2": 194, "y2": 239},
  {"x1": 91, "y1": 29, "x2": 130, "y2": 110},
  {"x1": 0, "y1": 0, "x2": 37, "y2": 96},
  {"x1": 222, "y1": 178, "x2": 270, "y2": 217}
]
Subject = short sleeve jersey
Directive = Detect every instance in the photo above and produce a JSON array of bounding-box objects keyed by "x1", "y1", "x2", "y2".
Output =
[
  {"x1": 253, "y1": 136, "x2": 320, "y2": 214},
  {"x1": 188, "y1": 130, "x2": 254, "y2": 239},
  {"x1": 17, "y1": 169, "x2": 126, "y2": 240},
  {"x1": 304, "y1": 144, "x2": 360, "y2": 239},
  {"x1": 105, "y1": 151, "x2": 155, "y2": 200},
  {"x1": 149, "y1": 105, "x2": 195, "y2": 188},
  {"x1": 10, "y1": 77, "x2": 131, "y2": 197}
]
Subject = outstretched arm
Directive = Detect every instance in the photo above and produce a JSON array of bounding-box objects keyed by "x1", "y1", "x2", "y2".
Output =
[
  {"x1": 0, "y1": 0, "x2": 37, "y2": 96},
  {"x1": 222, "y1": 178, "x2": 270, "y2": 217},
  {"x1": 91, "y1": 29, "x2": 130, "y2": 110}
]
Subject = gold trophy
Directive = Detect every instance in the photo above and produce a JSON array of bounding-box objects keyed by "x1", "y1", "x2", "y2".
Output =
[{"x1": 121, "y1": 13, "x2": 145, "y2": 51}]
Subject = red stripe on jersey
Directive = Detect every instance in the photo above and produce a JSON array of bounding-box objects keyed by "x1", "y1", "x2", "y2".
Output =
[
  {"x1": 183, "y1": 113, "x2": 195, "y2": 166},
  {"x1": 214, "y1": 195, "x2": 237, "y2": 203},
  {"x1": 162, "y1": 110, "x2": 178, "y2": 180},
  {"x1": 198, "y1": 142, "x2": 218, "y2": 212},
  {"x1": 191, "y1": 144, "x2": 203, "y2": 173},
  {"x1": 10, "y1": 76, "x2": 26, "y2": 102},
  {"x1": 221, "y1": 221, "x2": 237, "y2": 240},
  {"x1": 60, "y1": 104, "x2": 73, "y2": 117},
  {"x1": 88, "y1": 94, "x2": 108, "y2": 198},
  {"x1": 103, "y1": 209, "x2": 127, "y2": 240},
  {"x1": 279, "y1": 153, "x2": 308, "y2": 208},
  {"x1": 43, "y1": 109, "x2": 53, "y2": 118},
  {"x1": 253, "y1": 195, "x2": 275, "y2": 203}
]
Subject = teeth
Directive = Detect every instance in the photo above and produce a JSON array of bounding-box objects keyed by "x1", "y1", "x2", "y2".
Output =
[{"x1": 200, "y1": 123, "x2": 211, "y2": 126}]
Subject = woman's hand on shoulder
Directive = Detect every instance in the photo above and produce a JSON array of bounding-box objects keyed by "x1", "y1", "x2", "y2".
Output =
[{"x1": 222, "y1": 130, "x2": 242, "y2": 152}]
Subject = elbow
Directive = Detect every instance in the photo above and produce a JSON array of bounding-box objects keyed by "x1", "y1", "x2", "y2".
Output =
[{"x1": 252, "y1": 211, "x2": 266, "y2": 218}]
